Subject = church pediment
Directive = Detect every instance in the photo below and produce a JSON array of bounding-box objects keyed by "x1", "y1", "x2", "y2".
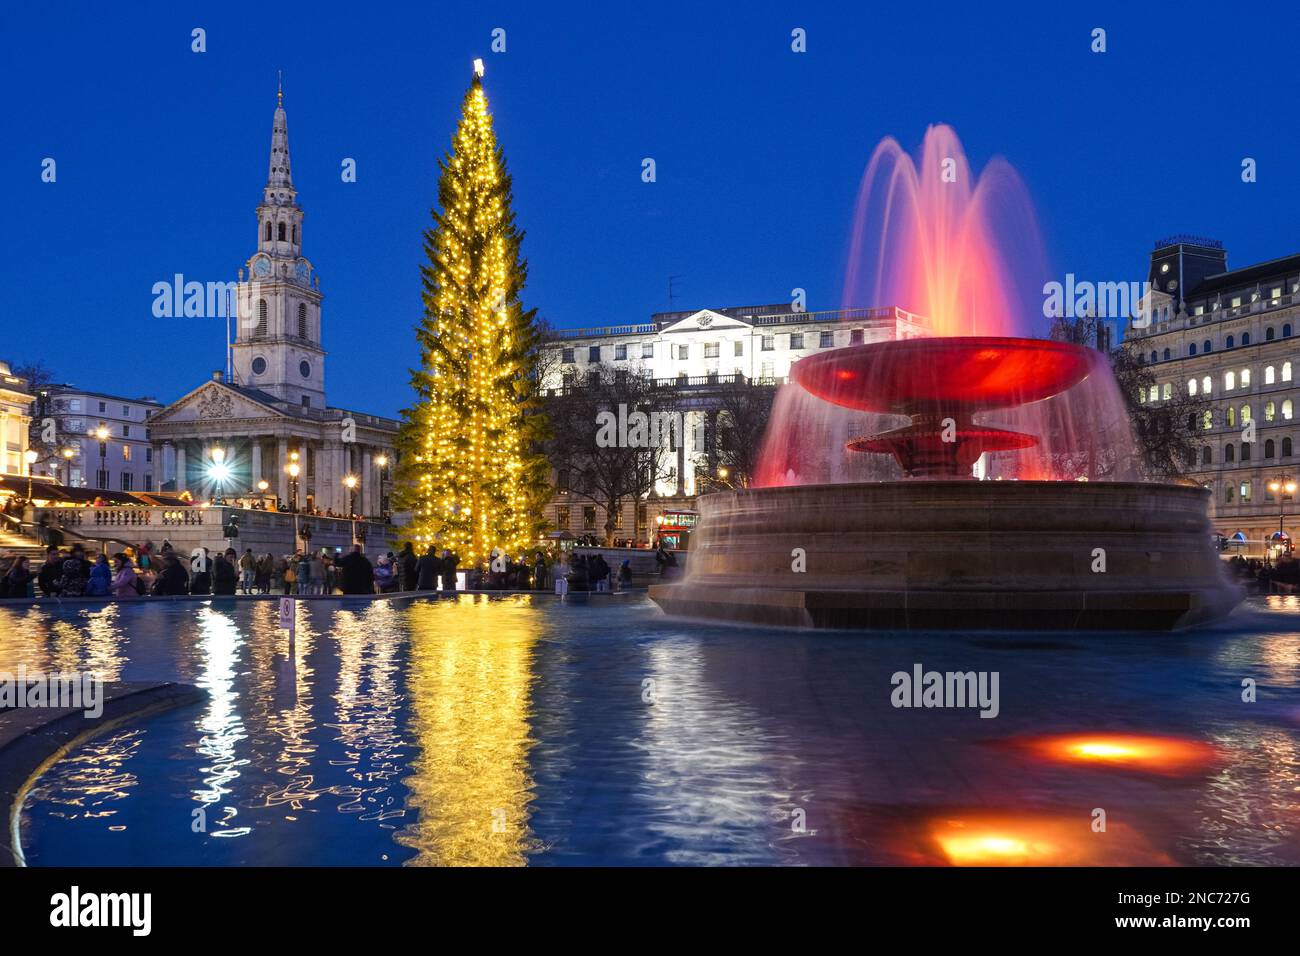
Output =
[
  {"x1": 660, "y1": 309, "x2": 753, "y2": 334},
  {"x1": 150, "y1": 381, "x2": 288, "y2": 425}
]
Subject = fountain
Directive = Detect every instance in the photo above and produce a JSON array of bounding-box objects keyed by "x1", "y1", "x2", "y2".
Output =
[{"x1": 650, "y1": 127, "x2": 1241, "y2": 631}]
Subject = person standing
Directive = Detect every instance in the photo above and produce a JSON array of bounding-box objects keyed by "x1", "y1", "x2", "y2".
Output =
[
  {"x1": 440, "y1": 549, "x2": 460, "y2": 593},
  {"x1": 533, "y1": 551, "x2": 548, "y2": 591},
  {"x1": 238, "y1": 548, "x2": 256, "y2": 594},
  {"x1": 416, "y1": 545, "x2": 440, "y2": 591},
  {"x1": 339, "y1": 544, "x2": 375, "y2": 595},
  {"x1": 398, "y1": 542, "x2": 418, "y2": 591},
  {"x1": 309, "y1": 552, "x2": 327, "y2": 595},
  {"x1": 153, "y1": 554, "x2": 190, "y2": 596},
  {"x1": 191, "y1": 549, "x2": 212, "y2": 595},
  {"x1": 212, "y1": 550, "x2": 238, "y2": 596}
]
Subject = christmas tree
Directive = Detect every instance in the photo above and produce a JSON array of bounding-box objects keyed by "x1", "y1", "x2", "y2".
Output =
[{"x1": 395, "y1": 66, "x2": 549, "y2": 568}]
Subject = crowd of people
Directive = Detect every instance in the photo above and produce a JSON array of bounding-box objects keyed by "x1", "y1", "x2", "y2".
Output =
[
  {"x1": 0, "y1": 538, "x2": 655, "y2": 599},
  {"x1": 1225, "y1": 552, "x2": 1300, "y2": 592}
]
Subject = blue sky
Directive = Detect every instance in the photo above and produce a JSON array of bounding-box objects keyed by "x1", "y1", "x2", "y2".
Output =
[{"x1": 3, "y1": 0, "x2": 1296, "y2": 418}]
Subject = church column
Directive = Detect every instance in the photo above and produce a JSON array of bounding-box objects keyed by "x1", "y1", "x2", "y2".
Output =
[
  {"x1": 175, "y1": 444, "x2": 187, "y2": 492},
  {"x1": 251, "y1": 442, "x2": 263, "y2": 489},
  {"x1": 276, "y1": 437, "x2": 289, "y2": 505}
]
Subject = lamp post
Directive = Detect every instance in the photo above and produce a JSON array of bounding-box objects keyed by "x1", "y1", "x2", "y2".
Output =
[
  {"x1": 61, "y1": 448, "x2": 75, "y2": 486},
  {"x1": 1268, "y1": 475, "x2": 1297, "y2": 555},
  {"x1": 344, "y1": 474, "x2": 358, "y2": 543},
  {"x1": 23, "y1": 449, "x2": 38, "y2": 501},
  {"x1": 374, "y1": 454, "x2": 388, "y2": 519},
  {"x1": 93, "y1": 425, "x2": 109, "y2": 490},
  {"x1": 287, "y1": 455, "x2": 300, "y2": 511}
]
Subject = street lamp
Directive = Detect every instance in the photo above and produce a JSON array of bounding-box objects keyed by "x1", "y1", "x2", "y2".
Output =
[
  {"x1": 374, "y1": 454, "x2": 389, "y2": 519},
  {"x1": 343, "y1": 474, "x2": 359, "y2": 544},
  {"x1": 287, "y1": 460, "x2": 301, "y2": 511},
  {"x1": 93, "y1": 425, "x2": 109, "y2": 490},
  {"x1": 1267, "y1": 475, "x2": 1297, "y2": 554},
  {"x1": 23, "y1": 448, "x2": 37, "y2": 500},
  {"x1": 61, "y1": 448, "x2": 75, "y2": 486}
]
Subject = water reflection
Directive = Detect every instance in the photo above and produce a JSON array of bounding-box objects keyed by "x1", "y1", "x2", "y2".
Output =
[{"x1": 395, "y1": 596, "x2": 542, "y2": 866}]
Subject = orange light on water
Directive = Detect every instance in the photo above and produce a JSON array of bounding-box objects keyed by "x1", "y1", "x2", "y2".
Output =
[
  {"x1": 1023, "y1": 733, "x2": 1218, "y2": 774},
  {"x1": 926, "y1": 814, "x2": 1172, "y2": 866}
]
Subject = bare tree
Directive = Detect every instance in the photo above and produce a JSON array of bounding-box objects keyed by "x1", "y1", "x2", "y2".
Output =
[
  {"x1": 544, "y1": 364, "x2": 676, "y2": 545},
  {"x1": 693, "y1": 377, "x2": 776, "y2": 489}
]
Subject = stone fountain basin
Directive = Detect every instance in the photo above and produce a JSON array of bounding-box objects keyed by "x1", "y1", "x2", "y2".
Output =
[{"x1": 648, "y1": 481, "x2": 1242, "y2": 631}]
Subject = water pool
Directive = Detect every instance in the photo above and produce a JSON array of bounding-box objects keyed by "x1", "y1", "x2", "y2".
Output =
[{"x1": 4, "y1": 594, "x2": 1298, "y2": 866}]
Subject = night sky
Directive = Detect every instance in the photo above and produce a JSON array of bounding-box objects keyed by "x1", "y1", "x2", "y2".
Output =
[{"x1": 3, "y1": 0, "x2": 1296, "y2": 419}]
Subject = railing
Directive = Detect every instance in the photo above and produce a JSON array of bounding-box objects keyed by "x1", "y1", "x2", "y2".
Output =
[
  {"x1": 552, "y1": 323, "x2": 658, "y2": 340},
  {"x1": 546, "y1": 306, "x2": 928, "y2": 340}
]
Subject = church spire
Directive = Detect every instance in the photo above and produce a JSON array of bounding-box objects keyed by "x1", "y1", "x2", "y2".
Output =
[{"x1": 265, "y1": 78, "x2": 295, "y2": 204}]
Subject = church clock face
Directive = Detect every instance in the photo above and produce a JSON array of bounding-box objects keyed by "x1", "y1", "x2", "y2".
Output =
[
  {"x1": 295, "y1": 260, "x2": 310, "y2": 282},
  {"x1": 299, "y1": 360, "x2": 311, "y2": 378},
  {"x1": 252, "y1": 255, "x2": 271, "y2": 278}
]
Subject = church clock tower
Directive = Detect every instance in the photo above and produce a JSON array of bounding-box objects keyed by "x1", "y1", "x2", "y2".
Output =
[{"x1": 232, "y1": 85, "x2": 327, "y2": 409}]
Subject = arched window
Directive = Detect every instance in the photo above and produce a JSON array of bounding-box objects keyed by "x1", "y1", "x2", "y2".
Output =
[
  {"x1": 297, "y1": 302, "x2": 308, "y2": 338},
  {"x1": 1163, "y1": 348, "x2": 1171, "y2": 360},
  {"x1": 1241, "y1": 441, "x2": 1251, "y2": 462},
  {"x1": 1285, "y1": 323, "x2": 1293, "y2": 337},
  {"x1": 1266, "y1": 365, "x2": 1276, "y2": 384},
  {"x1": 1266, "y1": 327, "x2": 1276, "y2": 341},
  {"x1": 1225, "y1": 371, "x2": 1236, "y2": 390},
  {"x1": 257, "y1": 299, "x2": 268, "y2": 337},
  {"x1": 1225, "y1": 443, "x2": 1235, "y2": 462},
  {"x1": 1226, "y1": 335, "x2": 1235, "y2": 348},
  {"x1": 293, "y1": 224, "x2": 299, "y2": 245},
  {"x1": 1242, "y1": 404, "x2": 1252, "y2": 423},
  {"x1": 1242, "y1": 369, "x2": 1251, "y2": 387},
  {"x1": 1202, "y1": 446, "x2": 1212, "y2": 465},
  {"x1": 1285, "y1": 437, "x2": 1294, "y2": 457},
  {"x1": 1284, "y1": 399, "x2": 1295, "y2": 420},
  {"x1": 1266, "y1": 439, "x2": 1276, "y2": 458},
  {"x1": 264, "y1": 221, "x2": 272, "y2": 242},
  {"x1": 278, "y1": 222, "x2": 287, "y2": 241},
  {"x1": 1266, "y1": 401, "x2": 1276, "y2": 421},
  {"x1": 1203, "y1": 339, "x2": 1212, "y2": 353},
  {"x1": 1150, "y1": 351, "x2": 1158, "y2": 363},
  {"x1": 1227, "y1": 407, "x2": 1236, "y2": 427},
  {"x1": 1285, "y1": 362, "x2": 1294, "y2": 382},
  {"x1": 1189, "y1": 343, "x2": 1198, "y2": 355},
  {"x1": 1202, "y1": 410, "x2": 1213, "y2": 430},
  {"x1": 1242, "y1": 332, "x2": 1251, "y2": 345},
  {"x1": 1188, "y1": 378, "x2": 1198, "y2": 396},
  {"x1": 1202, "y1": 375, "x2": 1212, "y2": 395}
]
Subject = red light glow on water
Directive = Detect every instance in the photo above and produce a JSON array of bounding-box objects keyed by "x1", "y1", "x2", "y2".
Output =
[
  {"x1": 1012, "y1": 733, "x2": 1221, "y2": 775},
  {"x1": 924, "y1": 814, "x2": 1173, "y2": 866}
]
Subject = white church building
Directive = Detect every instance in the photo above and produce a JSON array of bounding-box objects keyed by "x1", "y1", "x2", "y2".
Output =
[{"x1": 148, "y1": 89, "x2": 398, "y2": 518}]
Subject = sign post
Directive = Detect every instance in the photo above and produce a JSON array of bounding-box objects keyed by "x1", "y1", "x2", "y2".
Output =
[{"x1": 279, "y1": 596, "x2": 296, "y2": 647}]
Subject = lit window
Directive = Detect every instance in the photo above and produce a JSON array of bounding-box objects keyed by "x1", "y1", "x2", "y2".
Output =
[
  {"x1": 1148, "y1": 385, "x2": 1158, "y2": 402},
  {"x1": 1227, "y1": 407, "x2": 1236, "y2": 427},
  {"x1": 1285, "y1": 362, "x2": 1293, "y2": 382},
  {"x1": 1188, "y1": 379, "x2": 1198, "y2": 396},
  {"x1": 1225, "y1": 371, "x2": 1236, "y2": 390},
  {"x1": 1240, "y1": 482, "x2": 1251, "y2": 501},
  {"x1": 1266, "y1": 401, "x2": 1276, "y2": 422},
  {"x1": 1266, "y1": 365, "x2": 1275, "y2": 384},
  {"x1": 1284, "y1": 399, "x2": 1294, "y2": 421},
  {"x1": 1241, "y1": 369, "x2": 1251, "y2": 387},
  {"x1": 1202, "y1": 376, "x2": 1212, "y2": 394},
  {"x1": 1162, "y1": 383, "x2": 1172, "y2": 400}
]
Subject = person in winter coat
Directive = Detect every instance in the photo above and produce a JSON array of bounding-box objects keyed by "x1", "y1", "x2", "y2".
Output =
[
  {"x1": 416, "y1": 545, "x2": 441, "y2": 591},
  {"x1": 38, "y1": 547, "x2": 63, "y2": 596},
  {"x1": 440, "y1": 549, "x2": 460, "y2": 593},
  {"x1": 398, "y1": 542, "x2": 419, "y2": 591},
  {"x1": 85, "y1": 554, "x2": 113, "y2": 597},
  {"x1": 153, "y1": 554, "x2": 190, "y2": 595},
  {"x1": 212, "y1": 551, "x2": 238, "y2": 595},
  {"x1": 1, "y1": 556, "x2": 32, "y2": 599},
  {"x1": 339, "y1": 544, "x2": 375, "y2": 595},
  {"x1": 112, "y1": 554, "x2": 139, "y2": 599},
  {"x1": 59, "y1": 545, "x2": 92, "y2": 597}
]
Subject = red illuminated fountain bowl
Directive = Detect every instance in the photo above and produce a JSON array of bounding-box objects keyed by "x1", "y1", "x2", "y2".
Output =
[{"x1": 792, "y1": 336, "x2": 1095, "y2": 415}]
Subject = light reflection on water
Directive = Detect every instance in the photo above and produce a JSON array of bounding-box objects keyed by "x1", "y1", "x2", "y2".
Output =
[{"x1": 7, "y1": 595, "x2": 1300, "y2": 866}]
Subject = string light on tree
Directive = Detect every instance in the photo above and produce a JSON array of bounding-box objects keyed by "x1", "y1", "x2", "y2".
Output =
[{"x1": 393, "y1": 60, "x2": 550, "y2": 568}]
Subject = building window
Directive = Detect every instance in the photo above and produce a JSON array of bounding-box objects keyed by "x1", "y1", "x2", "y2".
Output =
[
  {"x1": 1284, "y1": 399, "x2": 1294, "y2": 420},
  {"x1": 1242, "y1": 333, "x2": 1251, "y2": 345},
  {"x1": 789, "y1": 333, "x2": 803, "y2": 350},
  {"x1": 1147, "y1": 385, "x2": 1158, "y2": 403},
  {"x1": 1285, "y1": 437, "x2": 1294, "y2": 457},
  {"x1": 122, "y1": 445, "x2": 131, "y2": 461},
  {"x1": 122, "y1": 404, "x2": 129, "y2": 416},
  {"x1": 98, "y1": 401, "x2": 106, "y2": 413},
  {"x1": 1163, "y1": 348, "x2": 1171, "y2": 360},
  {"x1": 1242, "y1": 369, "x2": 1251, "y2": 387},
  {"x1": 1226, "y1": 335, "x2": 1234, "y2": 348},
  {"x1": 761, "y1": 335, "x2": 774, "y2": 351},
  {"x1": 643, "y1": 343, "x2": 654, "y2": 359},
  {"x1": 297, "y1": 302, "x2": 308, "y2": 338},
  {"x1": 589, "y1": 346, "x2": 601, "y2": 363},
  {"x1": 1240, "y1": 481, "x2": 1252, "y2": 501},
  {"x1": 1241, "y1": 441, "x2": 1251, "y2": 462},
  {"x1": 819, "y1": 331, "x2": 834, "y2": 348},
  {"x1": 556, "y1": 506, "x2": 570, "y2": 529},
  {"x1": 145, "y1": 448, "x2": 152, "y2": 462},
  {"x1": 1225, "y1": 484, "x2": 1235, "y2": 504},
  {"x1": 1266, "y1": 327, "x2": 1276, "y2": 341},
  {"x1": 278, "y1": 222, "x2": 287, "y2": 241},
  {"x1": 615, "y1": 344, "x2": 628, "y2": 361},
  {"x1": 562, "y1": 348, "x2": 575, "y2": 363},
  {"x1": 1203, "y1": 340, "x2": 1212, "y2": 353},
  {"x1": 1225, "y1": 371, "x2": 1235, "y2": 391},
  {"x1": 1189, "y1": 343, "x2": 1197, "y2": 356},
  {"x1": 120, "y1": 472, "x2": 133, "y2": 491},
  {"x1": 1201, "y1": 446, "x2": 1211, "y2": 465},
  {"x1": 582, "y1": 506, "x2": 596, "y2": 530},
  {"x1": 677, "y1": 344, "x2": 689, "y2": 360},
  {"x1": 1202, "y1": 376, "x2": 1211, "y2": 395},
  {"x1": 301, "y1": 396, "x2": 310, "y2": 407},
  {"x1": 1285, "y1": 323, "x2": 1293, "y2": 337},
  {"x1": 1266, "y1": 401, "x2": 1276, "y2": 422},
  {"x1": 1227, "y1": 407, "x2": 1236, "y2": 428},
  {"x1": 1188, "y1": 379, "x2": 1198, "y2": 396},
  {"x1": 265, "y1": 221, "x2": 272, "y2": 241},
  {"x1": 1266, "y1": 439, "x2": 1276, "y2": 458},
  {"x1": 760, "y1": 362, "x2": 774, "y2": 379},
  {"x1": 850, "y1": 329, "x2": 864, "y2": 344},
  {"x1": 1225, "y1": 443, "x2": 1235, "y2": 462},
  {"x1": 1285, "y1": 362, "x2": 1294, "y2": 382},
  {"x1": 703, "y1": 342, "x2": 720, "y2": 359},
  {"x1": 96, "y1": 469, "x2": 108, "y2": 489},
  {"x1": 144, "y1": 474, "x2": 153, "y2": 492},
  {"x1": 733, "y1": 341, "x2": 742, "y2": 357}
]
